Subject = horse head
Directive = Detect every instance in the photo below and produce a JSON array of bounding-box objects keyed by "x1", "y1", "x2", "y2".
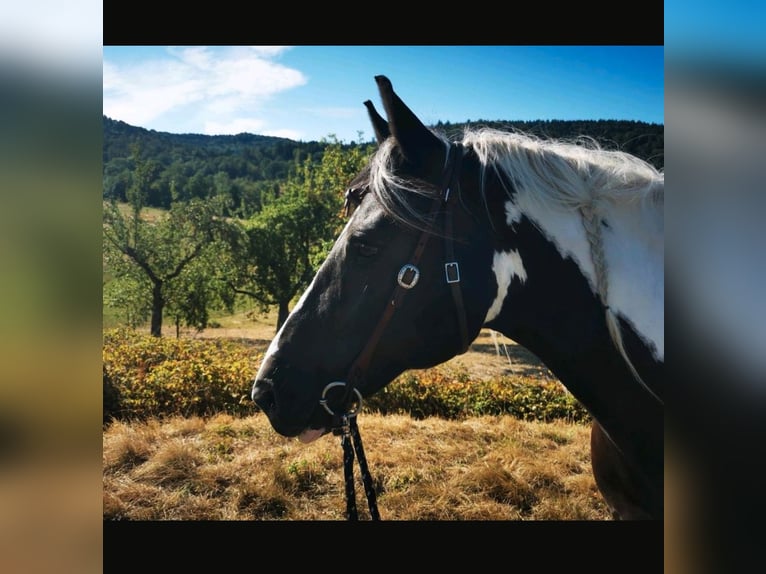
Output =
[{"x1": 251, "y1": 76, "x2": 497, "y2": 441}]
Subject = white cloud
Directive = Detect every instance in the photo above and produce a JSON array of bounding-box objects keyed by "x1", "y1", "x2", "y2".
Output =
[
  {"x1": 204, "y1": 118, "x2": 267, "y2": 136},
  {"x1": 103, "y1": 46, "x2": 306, "y2": 134},
  {"x1": 246, "y1": 46, "x2": 292, "y2": 58}
]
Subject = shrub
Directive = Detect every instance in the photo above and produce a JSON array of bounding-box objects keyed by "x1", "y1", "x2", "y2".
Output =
[
  {"x1": 102, "y1": 329, "x2": 589, "y2": 423},
  {"x1": 364, "y1": 366, "x2": 590, "y2": 423},
  {"x1": 103, "y1": 328, "x2": 260, "y2": 420}
]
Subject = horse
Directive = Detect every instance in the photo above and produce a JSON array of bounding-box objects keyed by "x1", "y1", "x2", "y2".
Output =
[{"x1": 251, "y1": 75, "x2": 664, "y2": 520}]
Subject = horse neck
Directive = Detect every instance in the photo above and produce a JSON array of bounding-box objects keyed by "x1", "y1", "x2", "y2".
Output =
[{"x1": 481, "y1": 192, "x2": 663, "y2": 474}]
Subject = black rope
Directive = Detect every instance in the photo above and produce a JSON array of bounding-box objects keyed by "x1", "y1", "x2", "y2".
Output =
[
  {"x1": 340, "y1": 420, "x2": 358, "y2": 520},
  {"x1": 350, "y1": 416, "x2": 380, "y2": 520},
  {"x1": 337, "y1": 414, "x2": 380, "y2": 520}
]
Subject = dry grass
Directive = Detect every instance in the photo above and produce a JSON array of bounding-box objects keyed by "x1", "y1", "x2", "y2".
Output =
[{"x1": 103, "y1": 411, "x2": 610, "y2": 521}]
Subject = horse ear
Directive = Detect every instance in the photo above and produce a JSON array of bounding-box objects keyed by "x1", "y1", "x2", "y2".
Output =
[
  {"x1": 364, "y1": 100, "x2": 390, "y2": 144},
  {"x1": 374, "y1": 75, "x2": 443, "y2": 165}
]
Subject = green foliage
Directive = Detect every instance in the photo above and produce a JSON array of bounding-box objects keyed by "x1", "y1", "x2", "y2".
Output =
[
  {"x1": 103, "y1": 330, "x2": 589, "y2": 424},
  {"x1": 364, "y1": 366, "x2": 590, "y2": 423},
  {"x1": 165, "y1": 242, "x2": 239, "y2": 332},
  {"x1": 103, "y1": 117, "x2": 333, "y2": 217},
  {"x1": 230, "y1": 139, "x2": 374, "y2": 329},
  {"x1": 103, "y1": 195, "x2": 244, "y2": 336},
  {"x1": 126, "y1": 142, "x2": 161, "y2": 213},
  {"x1": 103, "y1": 328, "x2": 260, "y2": 420},
  {"x1": 102, "y1": 271, "x2": 152, "y2": 328},
  {"x1": 240, "y1": 192, "x2": 324, "y2": 306},
  {"x1": 104, "y1": 116, "x2": 662, "y2": 217}
]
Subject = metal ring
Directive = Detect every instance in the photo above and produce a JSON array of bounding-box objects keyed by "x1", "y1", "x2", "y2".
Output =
[
  {"x1": 397, "y1": 264, "x2": 420, "y2": 289},
  {"x1": 320, "y1": 381, "x2": 363, "y2": 416}
]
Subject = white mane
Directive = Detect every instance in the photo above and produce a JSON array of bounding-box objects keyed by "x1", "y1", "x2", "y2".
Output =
[
  {"x1": 367, "y1": 127, "x2": 663, "y2": 229},
  {"x1": 461, "y1": 128, "x2": 663, "y2": 402},
  {"x1": 461, "y1": 127, "x2": 663, "y2": 214}
]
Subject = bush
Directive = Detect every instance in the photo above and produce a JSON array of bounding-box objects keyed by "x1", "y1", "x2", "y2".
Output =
[
  {"x1": 103, "y1": 328, "x2": 260, "y2": 420},
  {"x1": 364, "y1": 366, "x2": 590, "y2": 423},
  {"x1": 102, "y1": 329, "x2": 590, "y2": 423}
]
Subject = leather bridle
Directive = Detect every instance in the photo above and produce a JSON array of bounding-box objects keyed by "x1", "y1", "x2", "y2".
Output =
[{"x1": 325, "y1": 142, "x2": 469, "y2": 420}]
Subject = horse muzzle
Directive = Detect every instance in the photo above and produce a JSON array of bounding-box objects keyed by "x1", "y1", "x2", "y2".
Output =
[
  {"x1": 252, "y1": 375, "x2": 365, "y2": 441},
  {"x1": 249, "y1": 376, "x2": 308, "y2": 437}
]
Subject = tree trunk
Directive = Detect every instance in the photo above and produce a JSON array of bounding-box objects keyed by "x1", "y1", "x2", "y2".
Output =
[
  {"x1": 150, "y1": 280, "x2": 164, "y2": 337},
  {"x1": 276, "y1": 299, "x2": 290, "y2": 333}
]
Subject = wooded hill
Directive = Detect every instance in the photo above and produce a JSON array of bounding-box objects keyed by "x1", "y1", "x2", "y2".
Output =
[{"x1": 103, "y1": 116, "x2": 663, "y2": 219}]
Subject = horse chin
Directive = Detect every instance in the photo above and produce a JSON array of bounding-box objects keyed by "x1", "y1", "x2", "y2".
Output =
[
  {"x1": 294, "y1": 403, "x2": 337, "y2": 443},
  {"x1": 298, "y1": 427, "x2": 328, "y2": 444}
]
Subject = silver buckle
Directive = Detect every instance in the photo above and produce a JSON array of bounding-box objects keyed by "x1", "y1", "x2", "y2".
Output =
[
  {"x1": 397, "y1": 264, "x2": 420, "y2": 289},
  {"x1": 445, "y1": 262, "x2": 460, "y2": 284}
]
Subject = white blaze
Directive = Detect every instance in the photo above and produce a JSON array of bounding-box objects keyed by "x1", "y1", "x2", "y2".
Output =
[
  {"x1": 260, "y1": 272, "x2": 318, "y2": 363},
  {"x1": 484, "y1": 249, "x2": 527, "y2": 324}
]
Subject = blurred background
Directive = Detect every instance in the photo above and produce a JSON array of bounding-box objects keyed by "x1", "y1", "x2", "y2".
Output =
[
  {"x1": 665, "y1": 10, "x2": 766, "y2": 573},
  {"x1": 0, "y1": 1, "x2": 103, "y2": 572},
  {"x1": 665, "y1": 1, "x2": 766, "y2": 571},
  {"x1": 0, "y1": 0, "x2": 102, "y2": 573}
]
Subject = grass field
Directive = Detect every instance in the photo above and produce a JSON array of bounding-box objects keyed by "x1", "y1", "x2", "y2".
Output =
[{"x1": 103, "y1": 411, "x2": 609, "y2": 520}]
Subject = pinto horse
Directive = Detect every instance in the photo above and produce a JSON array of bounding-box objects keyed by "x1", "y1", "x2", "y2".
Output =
[{"x1": 252, "y1": 75, "x2": 664, "y2": 520}]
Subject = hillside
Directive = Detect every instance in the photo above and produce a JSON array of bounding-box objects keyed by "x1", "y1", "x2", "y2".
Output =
[{"x1": 102, "y1": 116, "x2": 663, "y2": 217}]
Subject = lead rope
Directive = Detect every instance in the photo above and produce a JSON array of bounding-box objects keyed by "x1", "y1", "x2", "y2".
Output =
[{"x1": 336, "y1": 413, "x2": 380, "y2": 520}]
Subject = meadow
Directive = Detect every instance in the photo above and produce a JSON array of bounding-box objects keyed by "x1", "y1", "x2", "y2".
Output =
[{"x1": 103, "y1": 411, "x2": 608, "y2": 520}]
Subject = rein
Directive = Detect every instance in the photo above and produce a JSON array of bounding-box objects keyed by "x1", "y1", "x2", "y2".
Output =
[{"x1": 325, "y1": 142, "x2": 467, "y2": 520}]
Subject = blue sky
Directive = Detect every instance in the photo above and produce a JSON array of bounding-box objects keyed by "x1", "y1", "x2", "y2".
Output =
[{"x1": 103, "y1": 46, "x2": 664, "y2": 143}]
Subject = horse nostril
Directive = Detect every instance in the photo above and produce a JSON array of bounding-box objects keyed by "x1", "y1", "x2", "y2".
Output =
[{"x1": 251, "y1": 378, "x2": 274, "y2": 407}]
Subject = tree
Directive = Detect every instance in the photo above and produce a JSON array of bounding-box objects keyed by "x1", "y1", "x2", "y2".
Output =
[
  {"x1": 231, "y1": 139, "x2": 373, "y2": 331},
  {"x1": 233, "y1": 195, "x2": 320, "y2": 329},
  {"x1": 103, "y1": 146, "x2": 242, "y2": 336},
  {"x1": 103, "y1": 261, "x2": 152, "y2": 328},
  {"x1": 104, "y1": 197, "x2": 241, "y2": 336},
  {"x1": 163, "y1": 240, "x2": 239, "y2": 337}
]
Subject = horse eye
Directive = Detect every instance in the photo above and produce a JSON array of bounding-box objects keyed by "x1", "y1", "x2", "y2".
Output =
[
  {"x1": 349, "y1": 236, "x2": 379, "y2": 257},
  {"x1": 356, "y1": 242, "x2": 379, "y2": 257}
]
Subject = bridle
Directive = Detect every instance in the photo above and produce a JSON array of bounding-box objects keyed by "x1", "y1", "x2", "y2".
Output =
[{"x1": 321, "y1": 142, "x2": 469, "y2": 520}]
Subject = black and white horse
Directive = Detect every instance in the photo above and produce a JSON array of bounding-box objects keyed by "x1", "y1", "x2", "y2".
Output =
[{"x1": 252, "y1": 75, "x2": 664, "y2": 520}]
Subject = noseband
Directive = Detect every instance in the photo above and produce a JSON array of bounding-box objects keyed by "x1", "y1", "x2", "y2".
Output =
[{"x1": 323, "y1": 143, "x2": 469, "y2": 519}]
